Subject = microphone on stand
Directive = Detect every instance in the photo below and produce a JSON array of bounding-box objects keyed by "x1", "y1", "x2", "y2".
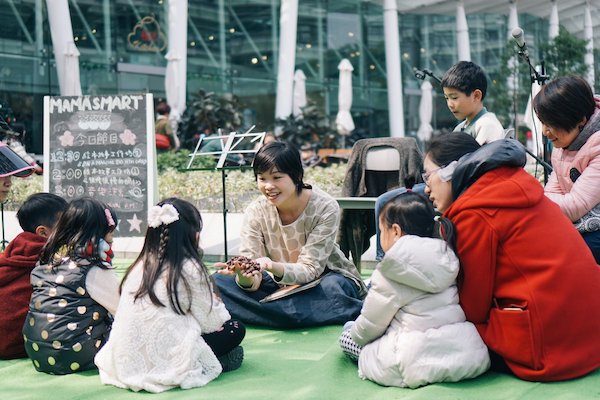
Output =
[
  {"x1": 413, "y1": 67, "x2": 442, "y2": 84},
  {"x1": 413, "y1": 67, "x2": 426, "y2": 80},
  {"x1": 511, "y1": 27, "x2": 552, "y2": 181},
  {"x1": 511, "y1": 27, "x2": 528, "y2": 56}
]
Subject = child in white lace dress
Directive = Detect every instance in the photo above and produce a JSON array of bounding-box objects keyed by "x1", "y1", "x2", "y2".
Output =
[{"x1": 95, "y1": 198, "x2": 245, "y2": 393}]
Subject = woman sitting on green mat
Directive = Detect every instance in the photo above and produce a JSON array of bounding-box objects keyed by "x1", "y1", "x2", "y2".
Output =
[
  {"x1": 214, "y1": 141, "x2": 367, "y2": 328},
  {"x1": 422, "y1": 132, "x2": 600, "y2": 381}
]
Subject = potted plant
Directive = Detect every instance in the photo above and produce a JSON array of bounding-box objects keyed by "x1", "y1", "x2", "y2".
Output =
[
  {"x1": 178, "y1": 90, "x2": 243, "y2": 150},
  {"x1": 275, "y1": 101, "x2": 337, "y2": 151}
]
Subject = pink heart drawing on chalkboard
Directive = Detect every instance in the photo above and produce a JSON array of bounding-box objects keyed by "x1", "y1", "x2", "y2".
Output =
[{"x1": 119, "y1": 129, "x2": 137, "y2": 146}]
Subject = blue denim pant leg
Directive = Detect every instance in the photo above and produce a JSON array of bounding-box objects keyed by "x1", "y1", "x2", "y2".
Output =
[
  {"x1": 581, "y1": 230, "x2": 600, "y2": 264},
  {"x1": 374, "y1": 183, "x2": 427, "y2": 261},
  {"x1": 213, "y1": 272, "x2": 363, "y2": 329}
]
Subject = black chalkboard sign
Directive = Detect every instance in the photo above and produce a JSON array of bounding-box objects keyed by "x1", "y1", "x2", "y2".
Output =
[{"x1": 43, "y1": 94, "x2": 157, "y2": 237}]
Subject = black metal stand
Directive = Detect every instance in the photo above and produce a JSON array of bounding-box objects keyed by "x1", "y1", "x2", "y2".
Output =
[
  {"x1": 524, "y1": 148, "x2": 553, "y2": 173},
  {"x1": 413, "y1": 67, "x2": 442, "y2": 84},
  {"x1": 1, "y1": 202, "x2": 6, "y2": 251},
  {"x1": 221, "y1": 168, "x2": 228, "y2": 260},
  {"x1": 185, "y1": 127, "x2": 266, "y2": 262},
  {"x1": 517, "y1": 49, "x2": 551, "y2": 184}
]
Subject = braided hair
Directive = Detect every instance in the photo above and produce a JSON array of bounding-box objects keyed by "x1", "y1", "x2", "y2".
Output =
[
  {"x1": 158, "y1": 227, "x2": 170, "y2": 264},
  {"x1": 121, "y1": 198, "x2": 211, "y2": 315}
]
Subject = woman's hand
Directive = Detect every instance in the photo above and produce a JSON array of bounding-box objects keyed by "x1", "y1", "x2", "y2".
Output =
[
  {"x1": 215, "y1": 260, "x2": 260, "y2": 288},
  {"x1": 255, "y1": 257, "x2": 284, "y2": 279},
  {"x1": 255, "y1": 257, "x2": 273, "y2": 272}
]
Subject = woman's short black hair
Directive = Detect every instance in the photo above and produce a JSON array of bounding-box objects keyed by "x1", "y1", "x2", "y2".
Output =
[
  {"x1": 533, "y1": 76, "x2": 595, "y2": 132},
  {"x1": 253, "y1": 141, "x2": 310, "y2": 194},
  {"x1": 426, "y1": 132, "x2": 480, "y2": 167}
]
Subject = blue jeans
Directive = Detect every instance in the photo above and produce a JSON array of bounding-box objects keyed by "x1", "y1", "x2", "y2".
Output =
[
  {"x1": 582, "y1": 230, "x2": 600, "y2": 264},
  {"x1": 213, "y1": 272, "x2": 363, "y2": 328},
  {"x1": 375, "y1": 183, "x2": 427, "y2": 260}
]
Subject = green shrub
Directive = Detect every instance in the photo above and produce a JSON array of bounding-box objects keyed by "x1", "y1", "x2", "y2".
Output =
[
  {"x1": 5, "y1": 161, "x2": 544, "y2": 214},
  {"x1": 4, "y1": 163, "x2": 348, "y2": 212},
  {"x1": 157, "y1": 149, "x2": 216, "y2": 172}
]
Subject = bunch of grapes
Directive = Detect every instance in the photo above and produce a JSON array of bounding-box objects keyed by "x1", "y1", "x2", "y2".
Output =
[{"x1": 226, "y1": 256, "x2": 261, "y2": 273}]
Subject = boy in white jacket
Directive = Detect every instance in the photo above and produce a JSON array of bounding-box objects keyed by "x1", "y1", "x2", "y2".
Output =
[{"x1": 339, "y1": 192, "x2": 489, "y2": 388}]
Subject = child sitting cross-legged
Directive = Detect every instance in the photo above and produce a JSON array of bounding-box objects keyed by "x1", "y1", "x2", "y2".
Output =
[
  {"x1": 339, "y1": 192, "x2": 490, "y2": 388},
  {"x1": 95, "y1": 198, "x2": 245, "y2": 393},
  {"x1": 22, "y1": 197, "x2": 120, "y2": 374},
  {"x1": 0, "y1": 193, "x2": 67, "y2": 359}
]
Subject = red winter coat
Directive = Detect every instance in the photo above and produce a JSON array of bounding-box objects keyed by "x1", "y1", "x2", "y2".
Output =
[
  {"x1": 445, "y1": 166, "x2": 600, "y2": 381},
  {"x1": 0, "y1": 232, "x2": 46, "y2": 358}
]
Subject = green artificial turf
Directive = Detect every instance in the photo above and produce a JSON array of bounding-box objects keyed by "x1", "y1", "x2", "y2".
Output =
[
  {"x1": 3, "y1": 261, "x2": 598, "y2": 399},
  {"x1": 1, "y1": 326, "x2": 599, "y2": 400}
]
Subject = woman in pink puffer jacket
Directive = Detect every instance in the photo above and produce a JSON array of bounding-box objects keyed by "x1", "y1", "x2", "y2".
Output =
[{"x1": 534, "y1": 75, "x2": 600, "y2": 263}]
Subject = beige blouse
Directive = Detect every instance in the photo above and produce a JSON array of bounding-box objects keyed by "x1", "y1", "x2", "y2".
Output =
[{"x1": 239, "y1": 187, "x2": 366, "y2": 294}]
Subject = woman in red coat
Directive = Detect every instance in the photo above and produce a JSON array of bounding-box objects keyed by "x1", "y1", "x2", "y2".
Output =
[{"x1": 422, "y1": 132, "x2": 600, "y2": 381}]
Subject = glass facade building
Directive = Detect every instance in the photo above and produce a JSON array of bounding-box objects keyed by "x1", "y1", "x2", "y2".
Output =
[{"x1": 0, "y1": 0, "x2": 554, "y2": 154}]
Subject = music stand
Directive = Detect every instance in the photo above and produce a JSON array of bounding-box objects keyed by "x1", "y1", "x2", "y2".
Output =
[{"x1": 186, "y1": 126, "x2": 266, "y2": 260}]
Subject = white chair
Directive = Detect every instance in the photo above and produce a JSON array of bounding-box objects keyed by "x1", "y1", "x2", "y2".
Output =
[{"x1": 365, "y1": 147, "x2": 400, "y2": 171}]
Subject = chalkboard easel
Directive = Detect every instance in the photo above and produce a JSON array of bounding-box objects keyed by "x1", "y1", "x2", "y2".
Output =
[
  {"x1": 186, "y1": 126, "x2": 266, "y2": 260},
  {"x1": 43, "y1": 94, "x2": 157, "y2": 238}
]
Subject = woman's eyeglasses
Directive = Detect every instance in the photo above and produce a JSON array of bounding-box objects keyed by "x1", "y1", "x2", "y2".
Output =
[{"x1": 421, "y1": 166, "x2": 443, "y2": 184}]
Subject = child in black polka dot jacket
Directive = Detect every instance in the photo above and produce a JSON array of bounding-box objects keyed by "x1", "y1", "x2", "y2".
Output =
[{"x1": 22, "y1": 197, "x2": 120, "y2": 374}]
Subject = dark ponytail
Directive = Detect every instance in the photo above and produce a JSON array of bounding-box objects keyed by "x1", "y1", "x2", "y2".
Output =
[
  {"x1": 380, "y1": 192, "x2": 435, "y2": 237},
  {"x1": 437, "y1": 216, "x2": 457, "y2": 251},
  {"x1": 380, "y1": 192, "x2": 457, "y2": 251}
]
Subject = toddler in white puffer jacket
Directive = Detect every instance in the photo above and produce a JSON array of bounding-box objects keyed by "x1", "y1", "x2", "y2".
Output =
[{"x1": 339, "y1": 191, "x2": 490, "y2": 388}]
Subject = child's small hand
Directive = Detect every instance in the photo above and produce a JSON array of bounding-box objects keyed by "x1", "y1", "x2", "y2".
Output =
[{"x1": 214, "y1": 262, "x2": 234, "y2": 275}]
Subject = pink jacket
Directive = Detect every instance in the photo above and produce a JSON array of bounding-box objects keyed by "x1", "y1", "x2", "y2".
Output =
[{"x1": 545, "y1": 108, "x2": 600, "y2": 221}]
